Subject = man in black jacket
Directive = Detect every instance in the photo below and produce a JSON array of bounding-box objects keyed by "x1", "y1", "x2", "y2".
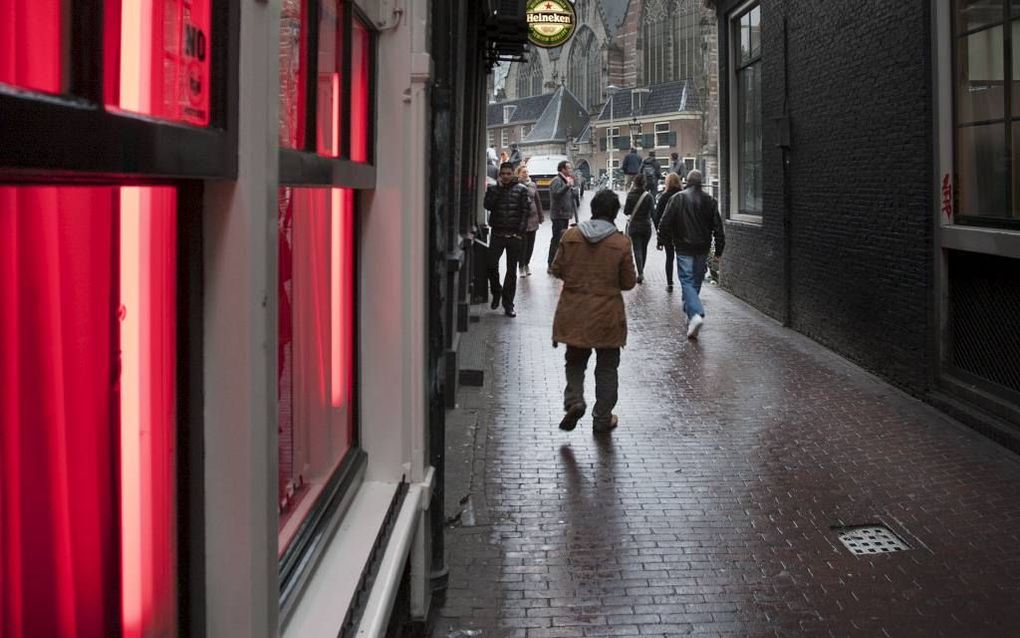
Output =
[
  {"x1": 483, "y1": 162, "x2": 531, "y2": 317},
  {"x1": 657, "y1": 170, "x2": 725, "y2": 339},
  {"x1": 621, "y1": 148, "x2": 642, "y2": 190}
]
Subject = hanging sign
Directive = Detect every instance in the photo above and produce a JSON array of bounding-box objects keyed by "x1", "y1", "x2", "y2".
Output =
[{"x1": 526, "y1": 0, "x2": 577, "y2": 49}]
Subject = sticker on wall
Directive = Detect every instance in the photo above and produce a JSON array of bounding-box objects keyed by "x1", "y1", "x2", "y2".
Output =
[{"x1": 526, "y1": 0, "x2": 577, "y2": 49}]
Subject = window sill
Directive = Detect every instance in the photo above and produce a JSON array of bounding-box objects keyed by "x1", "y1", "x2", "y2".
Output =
[
  {"x1": 941, "y1": 224, "x2": 1020, "y2": 259},
  {"x1": 726, "y1": 213, "x2": 763, "y2": 226}
]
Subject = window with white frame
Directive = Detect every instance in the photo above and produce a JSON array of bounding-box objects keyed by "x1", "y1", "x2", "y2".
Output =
[
  {"x1": 655, "y1": 122, "x2": 671, "y2": 147},
  {"x1": 521, "y1": 124, "x2": 532, "y2": 139},
  {"x1": 607, "y1": 126, "x2": 620, "y2": 150},
  {"x1": 503, "y1": 105, "x2": 516, "y2": 124},
  {"x1": 951, "y1": 0, "x2": 1020, "y2": 225},
  {"x1": 501, "y1": 128, "x2": 509, "y2": 148},
  {"x1": 488, "y1": 130, "x2": 495, "y2": 148},
  {"x1": 731, "y1": 3, "x2": 762, "y2": 216}
]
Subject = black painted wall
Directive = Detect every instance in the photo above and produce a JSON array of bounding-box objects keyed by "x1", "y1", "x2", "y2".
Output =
[{"x1": 715, "y1": 0, "x2": 934, "y2": 394}]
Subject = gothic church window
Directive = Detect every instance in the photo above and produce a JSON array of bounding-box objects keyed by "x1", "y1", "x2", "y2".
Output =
[
  {"x1": 567, "y1": 26, "x2": 601, "y2": 112},
  {"x1": 641, "y1": 0, "x2": 703, "y2": 86}
]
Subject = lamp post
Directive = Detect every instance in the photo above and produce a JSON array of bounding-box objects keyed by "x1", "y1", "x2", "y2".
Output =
[
  {"x1": 630, "y1": 87, "x2": 651, "y2": 151},
  {"x1": 606, "y1": 84, "x2": 621, "y2": 190}
]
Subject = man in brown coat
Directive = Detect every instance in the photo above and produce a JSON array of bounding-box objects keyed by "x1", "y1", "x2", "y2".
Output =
[{"x1": 550, "y1": 189, "x2": 637, "y2": 433}]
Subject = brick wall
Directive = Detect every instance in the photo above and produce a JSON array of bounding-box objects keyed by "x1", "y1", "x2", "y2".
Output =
[{"x1": 714, "y1": 0, "x2": 934, "y2": 394}]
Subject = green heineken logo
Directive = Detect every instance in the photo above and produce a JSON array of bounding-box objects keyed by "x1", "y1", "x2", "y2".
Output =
[{"x1": 526, "y1": 0, "x2": 577, "y2": 49}]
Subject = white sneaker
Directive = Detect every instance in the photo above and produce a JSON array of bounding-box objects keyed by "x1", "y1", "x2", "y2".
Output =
[{"x1": 686, "y1": 314, "x2": 704, "y2": 339}]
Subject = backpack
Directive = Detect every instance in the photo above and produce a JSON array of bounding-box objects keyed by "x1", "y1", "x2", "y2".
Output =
[{"x1": 642, "y1": 163, "x2": 657, "y2": 184}]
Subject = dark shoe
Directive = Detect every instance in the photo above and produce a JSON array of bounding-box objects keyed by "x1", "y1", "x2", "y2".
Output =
[
  {"x1": 593, "y1": 414, "x2": 619, "y2": 433},
  {"x1": 490, "y1": 295, "x2": 500, "y2": 310},
  {"x1": 559, "y1": 403, "x2": 586, "y2": 431},
  {"x1": 504, "y1": 308, "x2": 517, "y2": 317},
  {"x1": 666, "y1": 284, "x2": 673, "y2": 292},
  {"x1": 636, "y1": 275, "x2": 644, "y2": 284}
]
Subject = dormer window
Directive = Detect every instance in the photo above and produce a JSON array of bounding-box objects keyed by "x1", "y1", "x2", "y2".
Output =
[{"x1": 503, "y1": 105, "x2": 517, "y2": 124}]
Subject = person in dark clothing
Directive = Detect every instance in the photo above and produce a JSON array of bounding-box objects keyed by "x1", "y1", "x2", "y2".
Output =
[
  {"x1": 653, "y1": 172, "x2": 683, "y2": 292},
  {"x1": 640, "y1": 151, "x2": 662, "y2": 196},
  {"x1": 508, "y1": 143, "x2": 523, "y2": 169},
  {"x1": 623, "y1": 173, "x2": 655, "y2": 284},
  {"x1": 621, "y1": 148, "x2": 642, "y2": 190},
  {"x1": 668, "y1": 152, "x2": 684, "y2": 176},
  {"x1": 657, "y1": 170, "x2": 725, "y2": 339},
  {"x1": 483, "y1": 162, "x2": 531, "y2": 317},
  {"x1": 546, "y1": 160, "x2": 579, "y2": 272}
]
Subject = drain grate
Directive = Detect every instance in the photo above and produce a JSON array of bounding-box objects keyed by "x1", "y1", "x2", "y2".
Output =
[{"x1": 835, "y1": 525, "x2": 911, "y2": 555}]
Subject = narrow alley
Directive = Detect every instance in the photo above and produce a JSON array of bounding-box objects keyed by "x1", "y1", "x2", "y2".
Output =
[{"x1": 433, "y1": 201, "x2": 1020, "y2": 637}]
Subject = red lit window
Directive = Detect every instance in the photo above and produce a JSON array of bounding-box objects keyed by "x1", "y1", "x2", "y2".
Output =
[
  {"x1": 280, "y1": 0, "x2": 307, "y2": 148},
  {"x1": 316, "y1": 0, "x2": 343, "y2": 156},
  {"x1": 0, "y1": 186, "x2": 178, "y2": 637},
  {"x1": 350, "y1": 17, "x2": 372, "y2": 163},
  {"x1": 0, "y1": 0, "x2": 65, "y2": 94},
  {"x1": 277, "y1": 187, "x2": 355, "y2": 553},
  {"x1": 104, "y1": 0, "x2": 213, "y2": 126}
]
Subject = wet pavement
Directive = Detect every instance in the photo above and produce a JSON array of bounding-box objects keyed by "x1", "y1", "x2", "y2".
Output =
[{"x1": 431, "y1": 193, "x2": 1020, "y2": 637}]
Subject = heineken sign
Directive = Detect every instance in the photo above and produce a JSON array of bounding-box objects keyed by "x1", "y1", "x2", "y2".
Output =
[{"x1": 526, "y1": 0, "x2": 577, "y2": 49}]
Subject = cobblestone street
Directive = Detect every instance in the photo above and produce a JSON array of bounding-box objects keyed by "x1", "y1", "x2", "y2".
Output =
[{"x1": 431, "y1": 199, "x2": 1020, "y2": 637}]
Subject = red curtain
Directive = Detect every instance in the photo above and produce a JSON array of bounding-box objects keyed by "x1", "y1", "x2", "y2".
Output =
[
  {"x1": 280, "y1": 0, "x2": 307, "y2": 148},
  {"x1": 0, "y1": 187, "x2": 120, "y2": 638},
  {"x1": 0, "y1": 0, "x2": 63, "y2": 94},
  {"x1": 278, "y1": 188, "x2": 355, "y2": 551},
  {"x1": 351, "y1": 18, "x2": 371, "y2": 163},
  {"x1": 0, "y1": 187, "x2": 178, "y2": 637},
  {"x1": 316, "y1": 0, "x2": 342, "y2": 156}
]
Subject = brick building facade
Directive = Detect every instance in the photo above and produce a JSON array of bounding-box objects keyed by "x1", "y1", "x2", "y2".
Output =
[{"x1": 709, "y1": 0, "x2": 1020, "y2": 450}]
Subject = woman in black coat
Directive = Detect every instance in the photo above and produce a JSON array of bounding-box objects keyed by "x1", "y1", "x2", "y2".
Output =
[
  {"x1": 654, "y1": 172, "x2": 683, "y2": 292},
  {"x1": 624, "y1": 173, "x2": 655, "y2": 284}
]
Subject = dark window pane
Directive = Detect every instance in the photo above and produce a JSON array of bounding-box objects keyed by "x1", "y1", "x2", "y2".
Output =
[
  {"x1": 956, "y1": 123, "x2": 1009, "y2": 216},
  {"x1": 1014, "y1": 20, "x2": 1020, "y2": 115},
  {"x1": 955, "y1": 0, "x2": 1004, "y2": 32},
  {"x1": 956, "y1": 25, "x2": 1004, "y2": 123},
  {"x1": 1013, "y1": 123, "x2": 1020, "y2": 218},
  {"x1": 737, "y1": 61, "x2": 763, "y2": 214},
  {"x1": 740, "y1": 14, "x2": 751, "y2": 64},
  {"x1": 750, "y1": 6, "x2": 761, "y2": 58}
]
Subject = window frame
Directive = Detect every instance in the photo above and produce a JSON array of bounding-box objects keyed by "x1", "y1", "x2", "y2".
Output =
[
  {"x1": 728, "y1": 0, "x2": 763, "y2": 222},
  {"x1": 501, "y1": 127, "x2": 510, "y2": 149},
  {"x1": 488, "y1": 130, "x2": 496, "y2": 148},
  {"x1": 0, "y1": 0, "x2": 239, "y2": 182},
  {"x1": 654, "y1": 121, "x2": 671, "y2": 148},
  {"x1": 275, "y1": 0, "x2": 376, "y2": 622},
  {"x1": 949, "y1": 2, "x2": 1020, "y2": 229},
  {"x1": 607, "y1": 126, "x2": 620, "y2": 149}
]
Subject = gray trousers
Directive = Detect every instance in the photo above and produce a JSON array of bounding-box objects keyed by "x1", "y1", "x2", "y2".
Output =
[{"x1": 564, "y1": 346, "x2": 621, "y2": 426}]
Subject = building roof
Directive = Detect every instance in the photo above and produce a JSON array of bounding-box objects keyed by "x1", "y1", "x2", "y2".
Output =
[
  {"x1": 521, "y1": 85, "x2": 590, "y2": 145},
  {"x1": 487, "y1": 92, "x2": 556, "y2": 127},
  {"x1": 598, "y1": 0, "x2": 632, "y2": 39},
  {"x1": 595, "y1": 80, "x2": 701, "y2": 120}
]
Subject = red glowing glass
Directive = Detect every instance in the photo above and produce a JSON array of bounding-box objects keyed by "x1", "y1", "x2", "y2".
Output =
[
  {"x1": 351, "y1": 18, "x2": 372, "y2": 163},
  {"x1": 0, "y1": 185, "x2": 177, "y2": 637},
  {"x1": 104, "y1": 0, "x2": 213, "y2": 126},
  {"x1": 277, "y1": 187, "x2": 355, "y2": 553},
  {"x1": 0, "y1": 0, "x2": 65, "y2": 94},
  {"x1": 316, "y1": 0, "x2": 343, "y2": 156}
]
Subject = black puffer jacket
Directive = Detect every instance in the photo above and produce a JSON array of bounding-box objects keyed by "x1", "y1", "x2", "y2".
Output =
[
  {"x1": 484, "y1": 181, "x2": 531, "y2": 235},
  {"x1": 658, "y1": 186, "x2": 725, "y2": 257},
  {"x1": 623, "y1": 189, "x2": 654, "y2": 236}
]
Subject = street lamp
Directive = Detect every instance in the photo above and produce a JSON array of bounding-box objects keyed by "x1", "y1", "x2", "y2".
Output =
[
  {"x1": 630, "y1": 87, "x2": 651, "y2": 150},
  {"x1": 606, "y1": 84, "x2": 621, "y2": 190}
]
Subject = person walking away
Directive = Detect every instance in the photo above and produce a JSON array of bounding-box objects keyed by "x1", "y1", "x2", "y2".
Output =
[
  {"x1": 550, "y1": 189, "x2": 637, "y2": 433},
  {"x1": 656, "y1": 170, "x2": 725, "y2": 338},
  {"x1": 624, "y1": 173, "x2": 654, "y2": 284},
  {"x1": 640, "y1": 151, "x2": 662, "y2": 198},
  {"x1": 653, "y1": 172, "x2": 683, "y2": 292},
  {"x1": 546, "y1": 160, "x2": 579, "y2": 273},
  {"x1": 508, "y1": 143, "x2": 523, "y2": 170},
  {"x1": 669, "y1": 152, "x2": 684, "y2": 176},
  {"x1": 486, "y1": 147, "x2": 499, "y2": 181},
  {"x1": 621, "y1": 147, "x2": 642, "y2": 191},
  {"x1": 515, "y1": 164, "x2": 544, "y2": 276},
  {"x1": 483, "y1": 162, "x2": 531, "y2": 317}
]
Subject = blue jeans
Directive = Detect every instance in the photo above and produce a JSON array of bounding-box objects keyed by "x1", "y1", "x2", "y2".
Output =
[{"x1": 676, "y1": 254, "x2": 708, "y2": 320}]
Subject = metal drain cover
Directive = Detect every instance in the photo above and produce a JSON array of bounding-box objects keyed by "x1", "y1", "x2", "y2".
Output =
[{"x1": 836, "y1": 525, "x2": 911, "y2": 555}]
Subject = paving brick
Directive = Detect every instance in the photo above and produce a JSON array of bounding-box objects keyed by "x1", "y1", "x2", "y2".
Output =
[{"x1": 429, "y1": 218, "x2": 1020, "y2": 637}]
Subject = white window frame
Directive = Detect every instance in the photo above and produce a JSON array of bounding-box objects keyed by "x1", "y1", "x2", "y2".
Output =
[
  {"x1": 501, "y1": 128, "x2": 509, "y2": 149},
  {"x1": 607, "y1": 158, "x2": 620, "y2": 173},
  {"x1": 521, "y1": 124, "x2": 532, "y2": 139},
  {"x1": 502, "y1": 105, "x2": 516, "y2": 124},
  {"x1": 728, "y1": 0, "x2": 763, "y2": 223},
  {"x1": 654, "y1": 121, "x2": 671, "y2": 148},
  {"x1": 487, "y1": 130, "x2": 495, "y2": 148},
  {"x1": 606, "y1": 126, "x2": 620, "y2": 150}
]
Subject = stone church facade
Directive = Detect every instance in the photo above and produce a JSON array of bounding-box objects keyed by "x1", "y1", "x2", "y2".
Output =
[{"x1": 492, "y1": 0, "x2": 719, "y2": 185}]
